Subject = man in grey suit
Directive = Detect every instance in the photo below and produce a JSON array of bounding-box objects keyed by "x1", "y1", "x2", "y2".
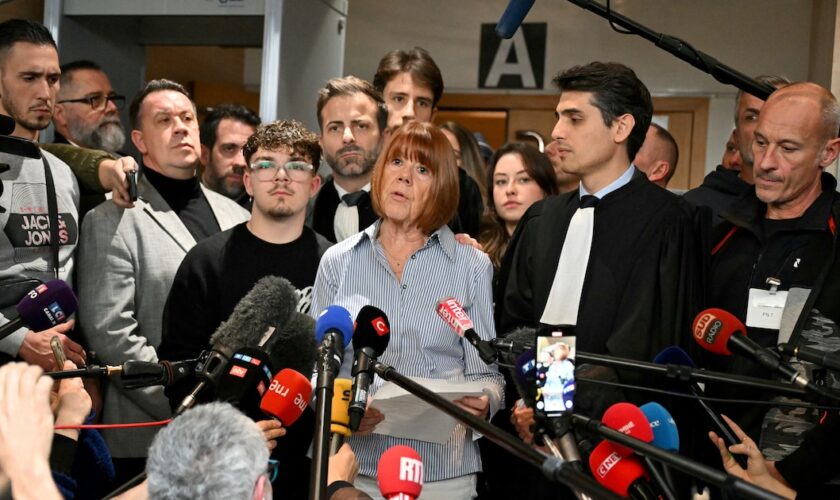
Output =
[{"x1": 76, "y1": 79, "x2": 249, "y2": 483}]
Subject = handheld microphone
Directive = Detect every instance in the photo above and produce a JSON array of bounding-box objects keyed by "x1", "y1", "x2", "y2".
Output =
[
  {"x1": 601, "y1": 403, "x2": 654, "y2": 457},
  {"x1": 331, "y1": 378, "x2": 352, "y2": 455},
  {"x1": 589, "y1": 440, "x2": 656, "y2": 499},
  {"x1": 260, "y1": 368, "x2": 312, "y2": 427},
  {"x1": 0, "y1": 280, "x2": 77, "y2": 341},
  {"x1": 692, "y1": 309, "x2": 814, "y2": 390},
  {"x1": 315, "y1": 305, "x2": 354, "y2": 375},
  {"x1": 176, "y1": 276, "x2": 298, "y2": 415},
  {"x1": 778, "y1": 343, "x2": 840, "y2": 371},
  {"x1": 495, "y1": 0, "x2": 536, "y2": 39},
  {"x1": 349, "y1": 306, "x2": 391, "y2": 432},
  {"x1": 377, "y1": 445, "x2": 424, "y2": 500},
  {"x1": 436, "y1": 297, "x2": 497, "y2": 364},
  {"x1": 639, "y1": 402, "x2": 679, "y2": 453},
  {"x1": 214, "y1": 347, "x2": 274, "y2": 418}
]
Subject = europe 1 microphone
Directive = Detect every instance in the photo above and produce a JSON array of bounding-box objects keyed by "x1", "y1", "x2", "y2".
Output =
[{"x1": 349, "y1": 305, "x2": 391, "y2": 432}]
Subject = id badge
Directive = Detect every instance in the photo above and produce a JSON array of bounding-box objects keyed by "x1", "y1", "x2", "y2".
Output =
[{"x1": 745, "y1": 288, "x2": 788, "y2": 330}]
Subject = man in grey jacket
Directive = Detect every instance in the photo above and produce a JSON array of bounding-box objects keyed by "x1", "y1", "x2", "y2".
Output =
[{"x1": 77, "y1": 79, "x2": 249, "y2": 483}]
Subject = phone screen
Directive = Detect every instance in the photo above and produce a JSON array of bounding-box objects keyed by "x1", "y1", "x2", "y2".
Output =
[{"x1": 534, "y1": 330, "x2": 576, "y2": 417}]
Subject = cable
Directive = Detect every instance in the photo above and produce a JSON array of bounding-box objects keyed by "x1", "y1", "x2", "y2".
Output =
[
  {"x1": 605, "y1": 0, "x2": 633, "y2": 34},
  {"x1": 54, "y1": 419, "x2": 172, "y2": 430}
]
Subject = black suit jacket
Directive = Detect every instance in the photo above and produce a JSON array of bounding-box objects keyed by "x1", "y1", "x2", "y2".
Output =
[{"x1": 311, "y1": 178, "x2": 378, "y2": 243}]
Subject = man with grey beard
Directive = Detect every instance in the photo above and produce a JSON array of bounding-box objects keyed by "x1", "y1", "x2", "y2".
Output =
[
  {"x1": 53, "y1": 60, "x2": 126, "y2": 154},
  {"x1": 310, "y1": 76, "x2": 385, "y2": 242}
]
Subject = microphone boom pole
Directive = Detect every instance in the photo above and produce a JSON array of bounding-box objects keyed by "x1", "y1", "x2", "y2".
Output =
[{"x1": 372, "y1": 361, "x2": 620, "y2": 500}]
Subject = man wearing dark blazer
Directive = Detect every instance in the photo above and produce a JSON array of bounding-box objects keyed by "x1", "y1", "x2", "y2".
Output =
[
  {"x1": 311, "y1": 76, "x2": 384, "y2": 243},
  {"x1": 76, "y1": 79, "x2": 249, "y2": 484}
]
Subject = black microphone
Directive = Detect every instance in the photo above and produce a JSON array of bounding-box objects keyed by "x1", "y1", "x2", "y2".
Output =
[
  {"x1": 263, "y1": 311, "x2": 318, "y2": 376},
  {"x1": 495, "y1": 0, "x2": 536, "y2": 38},
  {"x1": 0, "y1": 280, "x2": 77, "y2": 341},
  {"x1": 778, "y1": 343, "x2": 840, "y2": 371},
  {"x1": 214, "y1": 347, "x2": 275, "y2": 419},
  {"x1": 175, "y1": 276, "x2": 298, "y2": 415},
  {"x1": 120, "y1": 359, "x2": 196, "y2": 389},
  {"x1": 349, "y1": 306, "x2": 391, "y2": 432}
]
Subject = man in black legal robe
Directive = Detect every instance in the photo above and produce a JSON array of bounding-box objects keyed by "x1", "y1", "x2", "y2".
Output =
[{"x1": 483, "y1": 62, "x2": 704, "y2": 500}]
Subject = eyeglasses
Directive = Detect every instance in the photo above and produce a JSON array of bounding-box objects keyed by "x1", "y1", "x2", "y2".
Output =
[
  {"x1": 58, "y1": 94, "x2": 126, "y2": 111},
  {"x1": 249, "y1": 160, "x2": 313, "y2": 182},
  {"x1": 267, "y1": 459, "x2": 280, "y2": 483}
]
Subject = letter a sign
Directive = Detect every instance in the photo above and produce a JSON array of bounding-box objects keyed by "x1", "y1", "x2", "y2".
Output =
[{"x1": 479, "y1": 23, "x2": 546, "y2": 89}]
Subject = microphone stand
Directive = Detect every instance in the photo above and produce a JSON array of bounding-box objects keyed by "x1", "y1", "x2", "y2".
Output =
[
  {"x1": 565, "y1": 0, "x2": 776, "y2": 99},
  {"x1": 372, "y1": 361, "x2": 620, "y2": 500},
  {"x1": 310, "y1": 339, "x2": 340, "y2": 500},
  {"x1": 570, "y1": 414, "x2": 785, "y2": 500}
]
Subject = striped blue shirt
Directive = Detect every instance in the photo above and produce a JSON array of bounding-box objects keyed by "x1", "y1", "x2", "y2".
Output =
[{"x1": 310, "y1": 221, "x2": 505, "y2": 481}]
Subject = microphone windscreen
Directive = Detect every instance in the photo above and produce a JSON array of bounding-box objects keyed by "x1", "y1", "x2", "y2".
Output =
[
  {"x1": 640, "y1": 402, "x2": 680, "y2": 452},
  {"x1": 315, "y1": 305, "x2": 353, "y2": 348},
  {"x1": 17, "y1": 280, "x2": 77, "y2": 331},
  {"x1": 653, "y1": 345, "x2": 696, "y2": 367},
  {"x1": 436, "y1": 297, "x2": 473, "y2": 337},
  {"x1": 331, "y1": 378, "x2": 352, "y2": 437},
  {"x1": 495, "y1": 0, "x2": 536, "y2": 39},
  {"x1": 509, "y1": 347, "x2": 537, "y2": 406},
  {"x1": 589, "y1": 440, "x2": 649, "y2": 497},
  {"x1": 210, "y1": 276, "x2": 298, "y2": 353},
  {"x1": 215, "y1": 347, "x2": 274, "y2": 417},
  {"x1": 352, "y1": 305, "x2": 391, "y2": 356},
  {"x1": 265, "y1": 311, "x2": 318, "y2": 376},
  {"x1": 503, "y1": 326, "x2": 537, "y2": 348},
  {"x1": 693, "y1": 308, "x2": 745, "y2": 356},
  {"x1": 378, "y1": 445, "x2": 423, "y2": 499},
  {"x1": 602, "y1": 402, "x2": 654, "y2": 456},
  {"x1": 260, "y1": 368, "x2": 312, "y2": 427}
]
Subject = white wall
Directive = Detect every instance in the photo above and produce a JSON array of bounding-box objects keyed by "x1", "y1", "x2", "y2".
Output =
[{"x1": 344, "y1": 0, "x2": 817, "y2": 173}]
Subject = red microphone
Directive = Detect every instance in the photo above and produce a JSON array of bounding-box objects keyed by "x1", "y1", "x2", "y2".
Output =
[
  {"x1": 692, "y1": 308, "x2": 814, "y2": 390},
  {"x1": 588, "y1": 440, "x2": 651, "y2": 497},
  {"x1": 601, "y1": 402, "x2": 654, "y2": 456},
  {"x1": 377, "y1": 445, "x2": 423, "y2": 500},
  {"x1": 436, "y1": 297, "x2": 497, "y2": 364},
  {"x1": 260, "y1": 368, "x2": 312, "y2": 426}
]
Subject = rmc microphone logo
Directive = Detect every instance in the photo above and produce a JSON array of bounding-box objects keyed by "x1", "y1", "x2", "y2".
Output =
[{"x1": 399, "y1": 457, "x2": 423, "y2": 485}]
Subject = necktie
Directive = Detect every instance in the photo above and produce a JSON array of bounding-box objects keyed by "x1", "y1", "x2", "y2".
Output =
[
  {"x1": 540, "y1": 195, "x2": 599, "y2": 325},
  {"x1": 342, "y1": 191, "x2": 369, "y2": 207}
]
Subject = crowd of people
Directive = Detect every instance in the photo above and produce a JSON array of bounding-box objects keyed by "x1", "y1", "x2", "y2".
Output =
[{"x1": 0, "y1": 14, "x2": 838, "y2": 500}]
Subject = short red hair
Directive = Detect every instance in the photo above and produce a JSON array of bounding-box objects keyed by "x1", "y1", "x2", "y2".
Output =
[{"x1": 371, "y1": 122, "x2": 459, "y2": 235}]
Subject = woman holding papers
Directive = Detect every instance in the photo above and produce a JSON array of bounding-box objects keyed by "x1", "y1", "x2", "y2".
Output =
[{"x1": 311, "y1": 122, "x2": 504, "y2": 499}]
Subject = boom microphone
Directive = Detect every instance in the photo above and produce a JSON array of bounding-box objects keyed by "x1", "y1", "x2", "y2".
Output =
[
  {"x1": 176, "y1": 276, "x2": 298, "y2": 415},
  {"x1": 692, "y1": 309, "x2": 818, "y2": 392},
  {"x1": 349, "y1": 306, "x2": 391, "y2": 432},
  {"x1": 378, "y1": 445, "x2": 424, "y2": 500},
  {"x1": 261, "y1": 368, "x2": 313, "y2": 427},
  {"x1": 0, "y1": 280, "x2": 77, "y2": 341},
  {"x1": 120, "y1": 359, "x2": 196, "y2": 389},
  {"x1": 495, "y1": 0, "x2": 536, "y2": 38},
  {"x1": 436, "y1": 297, "x2": 497, "y2": 364},
  {"x1": 778, "y1": 343, "x2": 840, "y2": 371}
]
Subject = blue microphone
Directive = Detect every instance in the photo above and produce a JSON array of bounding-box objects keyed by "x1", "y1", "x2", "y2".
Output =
[
  {"x1": 640, "y1": 402, "x2": 679, "y2": 452},
  {"x1": 495, "y1": 0, "x2": 536, "y2": 39},
  {"x1": 315, "y1": 305, "x2": 354, "y2": 374}
]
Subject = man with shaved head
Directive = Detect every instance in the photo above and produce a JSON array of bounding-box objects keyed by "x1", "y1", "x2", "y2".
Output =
[
  {"x1": 633, "y1": 123, "x2": 679, "y2": 188},
  {"x1": 700, "y1": 83, "x2": 840, "y2": 493}
]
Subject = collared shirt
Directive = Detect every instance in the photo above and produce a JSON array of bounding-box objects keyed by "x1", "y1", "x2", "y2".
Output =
[
  {"x1": 580, "y1": 164, "x2": 635, "y2": 199},
  {"x1": 333, "y1": 182, "x2": 371, "y2": 242},
  {"x1": 311, "y1": 220, "x2": 504, "y2": 481}
]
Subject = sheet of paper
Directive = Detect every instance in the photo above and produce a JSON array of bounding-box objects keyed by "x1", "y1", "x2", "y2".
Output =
[{"x1": 369, "y1": 377, "x2": 489, "y2": 444}]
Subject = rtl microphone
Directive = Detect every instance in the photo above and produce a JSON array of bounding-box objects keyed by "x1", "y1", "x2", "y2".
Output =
[
  {"x1": 778, "y1": 343, "x2": 840, "y2": 371},
  {"x1": 589, "y1": 440, "x2": 656, "y2": 499},
  {"x1": 436, "y1": 297, "x2": 497, "y2": 364},
  {"x1": 495, "y1": 0, "x2": 536, "y2": 39},
  {"x1": 315, "y1": 305, "x2": 354, "y2": 375},
  {"x1": 176, "y1": 276, "x2": 298, "y2": 415},
  {"x1": 692, "y1": 309, "x2": 814, "y2": 390},
  {"x1": 377, "y1": 445, "x2": 423, "y2": 500},
  {"x1": 0, "y1": 280, "x2": 77, "y2": 341},
  {"x1": 260, "y1": 368, "x2": 312, "y2": 427},
  {"x1": 349, "y1": 305, "x2": 391, "y2": 432},
  {"x1": 331, "y1": 378, "x2": 352, "y2": 455}
]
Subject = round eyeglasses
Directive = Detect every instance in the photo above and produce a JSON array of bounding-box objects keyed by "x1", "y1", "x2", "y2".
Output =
[
  {"x1": 249, "y1": 160, "x2": 314, "y2": 182},
  {"x1": 58, "y1": 94, "x2": 126, "y2": 111}
]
